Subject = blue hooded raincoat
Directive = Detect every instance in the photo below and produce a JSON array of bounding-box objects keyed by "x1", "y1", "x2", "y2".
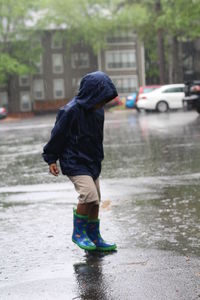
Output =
[{"x1": 42, "y1": 71, "x2": 118, "y2": 180}]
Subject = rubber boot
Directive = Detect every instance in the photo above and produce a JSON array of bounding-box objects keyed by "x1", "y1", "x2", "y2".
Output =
[
  {"x1": 72, "y1": 209, "x2": 96, "y2": 251},
  {"x1": 87, "y1": 219, "x2": 117, "y2": 251}
]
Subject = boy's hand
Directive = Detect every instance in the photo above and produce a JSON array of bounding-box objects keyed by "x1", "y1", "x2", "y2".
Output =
[{"x1": 49, "y1": 163, "x2": 59, "y2": 176}]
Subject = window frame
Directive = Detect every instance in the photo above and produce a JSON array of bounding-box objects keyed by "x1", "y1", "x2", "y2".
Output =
[
  {"x1": 52, "y1": 53, "x2": 64, "y2": 74},
  {"x1": 35, "y1": 54, "x2": 43, "y2": 74},
  {"x1": 110, "y1": 75, "x2": 138, "y2": 95},
  {"x1": 105, "y1": 50, "x2": 137, "y2": 71},
  {"x1": 53, "y1": 78, "x2": 65, "y2": 99},
  {"x1": 71, "y1": 52, "x2": 90, "y2": 69},
  {"x1": 51, "y1": 34, "x2": 63, "y2": 49},
  {"x1": 0, "y1": 91, "x2": 8, "y2": 107},
  {"x1": 20, "y1": 91, "x2": 32, "y2": 111},
  {"x1": 106, "y1": 31, "x2": 136, "y2": 45},
  {"x1": 33, "y1": 79, "x2": 45, "y2": 100},
  {"x1": 19, "y1": 75, "x2": 30, "y2": 87}
]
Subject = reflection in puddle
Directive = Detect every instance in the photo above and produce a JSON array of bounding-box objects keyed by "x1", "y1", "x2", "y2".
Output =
[{"x1": 73, "y1": 251, "x2": 116, "y2": 300}]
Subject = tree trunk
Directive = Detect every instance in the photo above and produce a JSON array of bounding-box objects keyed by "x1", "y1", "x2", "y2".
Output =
[
  {"x1": 155, "y1": 1, "x2": 166, "y2": 84},
  {"x1": 168, "y1": 37, "x2": 173, "y2": 84},
  {"x1": 157, "y1": 28, "x2": 166, "y2": 84},
  {"x1": 178, "y1": 42, "x2": 184, "y2": 82},
  {"x1": 172, "y1": 37, "x2": 184, "y2": 83},
  {"x1": 7, "y1": 75, "x2": 14, "y2": 113}
]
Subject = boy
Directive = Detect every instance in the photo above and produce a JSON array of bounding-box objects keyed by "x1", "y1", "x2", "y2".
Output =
[{"x1": 42, "y1": 71, "x2": 117, "y2": 251}]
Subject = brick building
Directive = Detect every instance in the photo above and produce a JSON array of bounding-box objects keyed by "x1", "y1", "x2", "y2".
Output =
[{"x1": 0, "y1": 30, "x2": 145, "y2": 115}]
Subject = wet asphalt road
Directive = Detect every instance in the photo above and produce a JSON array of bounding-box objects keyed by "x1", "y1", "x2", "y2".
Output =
[{"x1": 0, "y1": 110, "x2": 200, "y2": 300}]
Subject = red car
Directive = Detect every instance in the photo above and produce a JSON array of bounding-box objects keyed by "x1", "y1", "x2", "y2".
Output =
[
  {"x1": 136, "y1": 85, "x2": 161, "y2": 104},
  {"x1": 0, "y1": 107, "x2": 7, "y2": 119}
]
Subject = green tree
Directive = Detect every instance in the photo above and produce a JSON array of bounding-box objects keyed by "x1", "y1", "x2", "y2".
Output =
[
  {"x1": 158, "y1": 0, "x2": 200, "y2": 82},
  {"x1": 112, "y1": 0, "x2": 200, "y2": 83},
  {"x1": 0, "y1": 0, "x2": 42, "y2": 111},
  {"x1": 41, "y1": 0, "x2": 117, "y2": 53},
  {"x1": 108, "y1": 0, "x2": 167, "y2": 83}
]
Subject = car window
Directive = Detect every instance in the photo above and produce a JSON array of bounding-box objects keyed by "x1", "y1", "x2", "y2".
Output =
[
  {"x1": 162, "y1": 87, "x2": 184, "y2": 93},
  {"x1": 143, "y1": 87, "x2": 156, "y2": 93}
]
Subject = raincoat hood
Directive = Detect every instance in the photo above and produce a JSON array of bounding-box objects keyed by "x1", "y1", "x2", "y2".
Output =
[{"x1": 76, "y1": 71, "x2": 118, "y2": 109}]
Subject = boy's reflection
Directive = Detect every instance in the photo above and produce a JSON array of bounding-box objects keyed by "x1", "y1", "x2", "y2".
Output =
[{"x1": 73, "y1": 251, "x2": 115, "y2": 300}]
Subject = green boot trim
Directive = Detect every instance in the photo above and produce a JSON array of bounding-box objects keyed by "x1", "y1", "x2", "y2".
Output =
[
  {"x1": 73, "y1": 208, "x2": 88, "y2": 220},
  {"x1": 96, "y1": 244, "x2": 117, "y2": 252}
]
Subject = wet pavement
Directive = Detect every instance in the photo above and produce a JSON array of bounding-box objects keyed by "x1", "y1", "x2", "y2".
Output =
[{"x1": 0, "y1": 110, "x2": 200, "y2": 300}]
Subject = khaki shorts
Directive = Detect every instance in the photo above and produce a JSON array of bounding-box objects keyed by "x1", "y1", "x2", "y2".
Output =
[{"x1": 68, "y1": 175, "x2": 101, "y2": 205}]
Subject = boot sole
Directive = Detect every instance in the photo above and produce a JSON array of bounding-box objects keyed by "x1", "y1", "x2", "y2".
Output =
[
  {"x1": 95, "y1": 245, "x2": 117, "y2": 252},
  {"x1": 72, "y1": 238, "x2": 96, "y2": 251}
]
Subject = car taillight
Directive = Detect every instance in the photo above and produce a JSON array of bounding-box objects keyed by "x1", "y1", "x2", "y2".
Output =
[
  {"x1": 140, "y1": 96, "x2": 147, "y2": 100},
  {"x1": 191, "y1": 85, "x2": 200, "y2": 92},
  {"x1": 0, "y1": 108, "x2": 6, "y2": 113}
]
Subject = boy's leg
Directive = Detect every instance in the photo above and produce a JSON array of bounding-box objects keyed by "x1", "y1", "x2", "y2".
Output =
[
  {"x1": 76, "y1": 202, "x2": 94, "y2": 216},
  {"x1": 69, "y1": 175, "x2": 100, "y2": 214},
  {"x1": 88, "y1": 204, "x2": 99, "y2": 220},
  {"x1": 86, "y1": 178, "x2": 117, "y2": 251},
  {"x1": 68, "y1": 175, "x2": 100, "y2": 250},
  {"x1": 88, "y1": 178, "x2": 101, "y2": 220}
]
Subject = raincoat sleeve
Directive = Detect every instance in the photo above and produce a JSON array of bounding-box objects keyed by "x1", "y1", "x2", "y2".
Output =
[{"x1": 42, "y1": 108, "x2": 75, "y2": 165}]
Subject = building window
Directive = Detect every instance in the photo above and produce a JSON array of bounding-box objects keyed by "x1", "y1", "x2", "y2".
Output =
[
  {"x1": 53, "y1": 79, "x2": 65, "y2": 99},
  {"x1": 52, "y1": 54, "x2": 64, "y2": 73},
  {"x1": 107, "y1": 31, "x2": 136, "y2": 44},
  {"x1": 35, "y1": 55, "x2": 43, "y2": 74},
  {"x1": 72, "y1": 78, "x2": 81, "y2": 88},
  {"x1": 19, "y1": 75, "x2": 30, "y2": 87},
  {"x1": 51, "y1": 33, "x2": 63, "y2": 49},
  {"x1": 20, "y1": 92, "x2": 32, "y2": 111},
  {"x1": 105, "y1": 50, "x2": 136, "y2": 70},
  {"x1": 0, "y1": 92, "x2": 8, "y2": 107},
  {"x1": 71, "y1": 52, "x2": 90, "y2": 68},
  {"x1": 111, "y1": 76, "x2": 138, "y2": 94},
  {"x1": 33, "y1": 79, "x2": 44, "y2": 99},
  {"x1": 72, "y1": 77, "x2": 81, "y2": 93}
]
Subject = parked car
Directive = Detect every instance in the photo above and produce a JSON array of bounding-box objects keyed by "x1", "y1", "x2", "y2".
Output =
[
  {"x1": 137, "y1": 84, "x2": 185, "y2": 112},
  {"x1": 183, "y1": 81, "x2": 200, "y2": 113},
  {"x1": 126, "y1": 86, "x2": 161, "y2": 109},
  {"x1": 126, "y1": 92, "x2": 137, "y2": 108},
  {"x1": 136, "y1": 85, "x2": 161, "y2": 104},
  {"x1": 0, "y1": 107, "x2": 7, "y2": 119}
]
